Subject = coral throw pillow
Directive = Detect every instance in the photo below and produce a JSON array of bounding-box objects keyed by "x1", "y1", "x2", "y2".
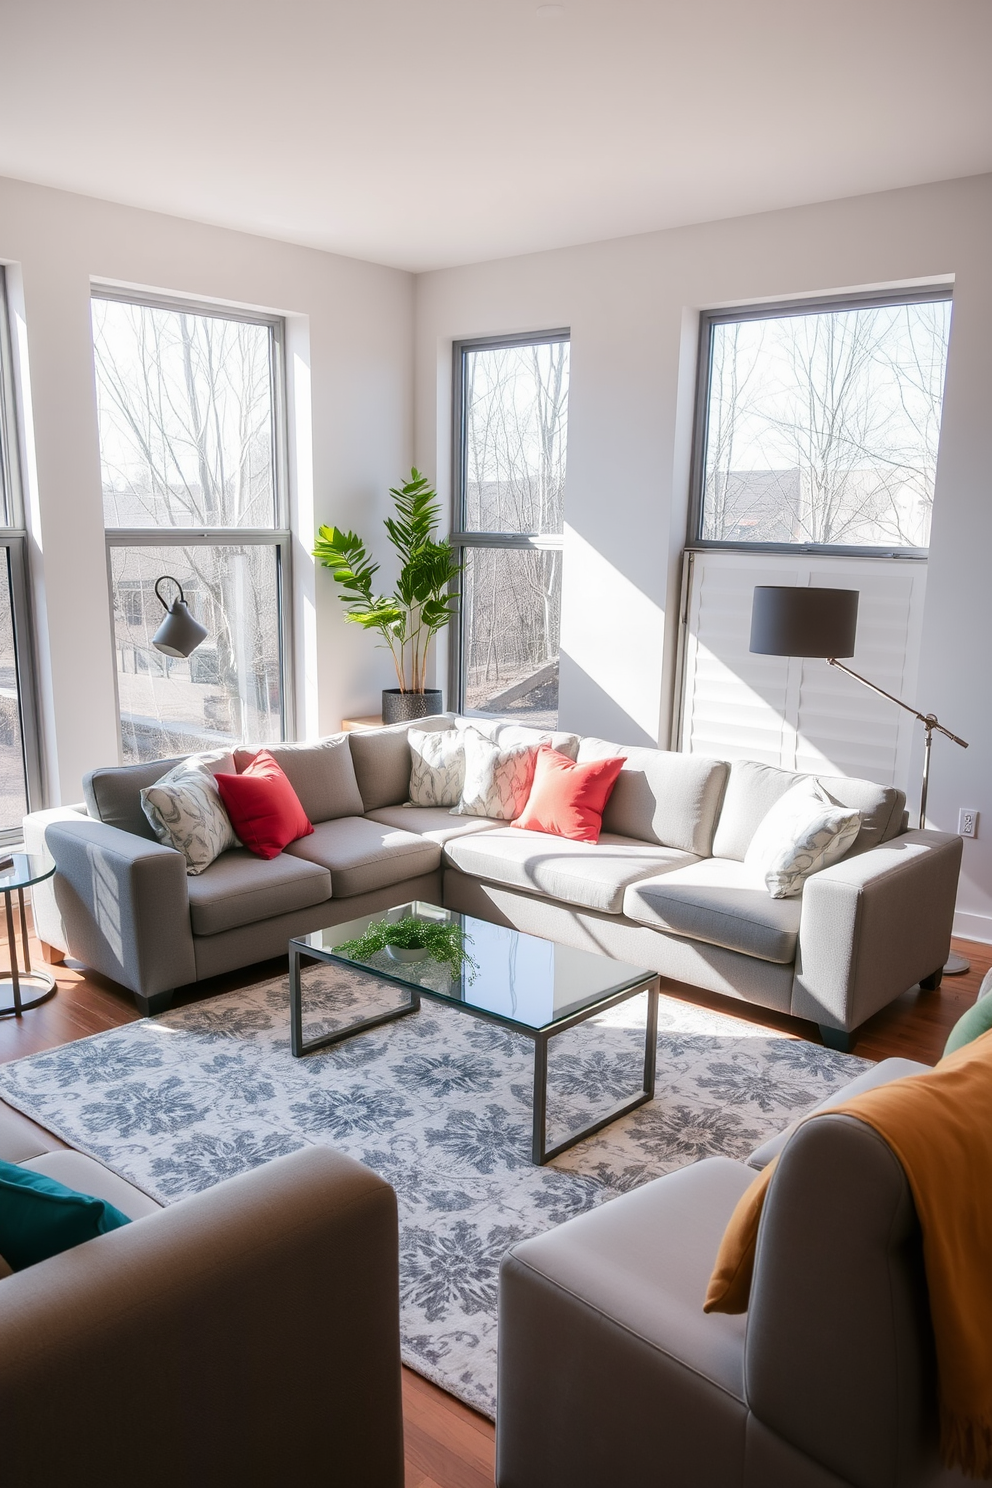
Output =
[
  {"x1": 512, "y1": 746, "x2": 625, "y2": 843},
  {"x1": 215, "y1": 749, "x2": 314, "y2": 860}
]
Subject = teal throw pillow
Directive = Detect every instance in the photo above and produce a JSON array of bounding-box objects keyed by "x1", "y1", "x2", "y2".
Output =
[
  {"x1": 942, "y1": 976, "x2": 992, "y2": 1060},
  {"x1": 0, "y1": 1159, "x2": 131, "y2": 1271}
]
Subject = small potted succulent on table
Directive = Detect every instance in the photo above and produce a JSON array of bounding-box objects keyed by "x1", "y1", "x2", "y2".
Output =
[
  {"x1": 336, "y1": 914, "x2": 476, "y2": 982},
  {"x1": 313, "y1": 469, "x2": 461, "y2": 724}
]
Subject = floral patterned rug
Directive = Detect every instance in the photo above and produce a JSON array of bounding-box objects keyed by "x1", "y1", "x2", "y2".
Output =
[{"x1": 0, "y1": 964, "x2": 869, "y2": 1418}]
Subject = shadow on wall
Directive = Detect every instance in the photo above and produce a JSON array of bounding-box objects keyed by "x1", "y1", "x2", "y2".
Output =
[{"x1": 558, "y1": 652, "x2": 657, "y2": 748}]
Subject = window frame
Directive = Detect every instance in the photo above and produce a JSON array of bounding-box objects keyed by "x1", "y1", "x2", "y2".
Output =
[
  {"x1": 93, "y1": 288, "x2": 295, "y2": 759},
  {"x1": 687, "y1": 285, "x2": 953, "y2": 561},
  {"x1": 0, "y1": 269, "x2": 44, "y2": 837},
  {"x1": 449, "y1": 327, "x2": 570, "y2": 717}
]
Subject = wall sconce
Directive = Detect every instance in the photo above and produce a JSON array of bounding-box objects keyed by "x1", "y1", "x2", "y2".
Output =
[{"x1": 151, "y1": 576, "x2": 208, "y2": 659}]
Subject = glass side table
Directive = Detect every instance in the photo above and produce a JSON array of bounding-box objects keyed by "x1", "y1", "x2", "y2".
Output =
[{"x1": 0, "y1": 853, "x2": 57, "y2": 1016}]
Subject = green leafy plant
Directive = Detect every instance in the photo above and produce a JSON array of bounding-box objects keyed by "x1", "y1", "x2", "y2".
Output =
[
  {"x1": 313, "y1": 469, "x2": 461, "y2": 694},
  {"x1": 335, "y1": 915, "x2": 476, "y2": 983}
]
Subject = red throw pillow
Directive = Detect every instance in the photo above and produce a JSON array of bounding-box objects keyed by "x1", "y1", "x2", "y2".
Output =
[
  {"x1": 215, "y1": 749, "x2": 314, "y2": 859},
  {"x1": 512, "y1": 746, "x2": 625, "y2": 843}
]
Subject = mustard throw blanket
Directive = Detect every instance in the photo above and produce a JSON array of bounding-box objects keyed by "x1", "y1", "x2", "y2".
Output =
[{"x1": 704, "y1": 1030, "x2": 992, "y2": 1480}]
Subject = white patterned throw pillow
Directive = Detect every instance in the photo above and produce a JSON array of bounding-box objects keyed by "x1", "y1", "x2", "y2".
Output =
[
  {"x1": 744, "y1": 778, "x2": 861, "y2": 899},
  {"x1": 141, "y1": 758, "x2": 239, "y2": 875},
  {"x1": 451, "y1": 728, "x2": 543, "y2": 820},
  {"x1": 408, "y1": 728, "x2": 466, "y2": 807}
]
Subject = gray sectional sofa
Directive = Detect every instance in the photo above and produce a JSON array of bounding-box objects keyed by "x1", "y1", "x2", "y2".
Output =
[{"x1": 25, "y1": 715, "x2": 962, "y2": 1047}]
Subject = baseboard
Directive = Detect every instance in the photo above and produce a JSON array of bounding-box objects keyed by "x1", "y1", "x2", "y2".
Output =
[{"x1": 952, "y1": 910, "x2": 992, "y2": 946}]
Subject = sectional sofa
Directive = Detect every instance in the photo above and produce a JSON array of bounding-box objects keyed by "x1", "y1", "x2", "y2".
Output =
[{"x1": 25, "y1": 715, "x2": 962, "y2": 1048}]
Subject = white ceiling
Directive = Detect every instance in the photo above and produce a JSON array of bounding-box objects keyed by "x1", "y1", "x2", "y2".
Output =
[{"x1": 3, "y1": 0, "x2": 991, "y2": 273}]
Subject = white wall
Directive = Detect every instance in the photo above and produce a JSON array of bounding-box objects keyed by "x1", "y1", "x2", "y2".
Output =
[
  {"x1": 415, "y1": 173, "x2": 992, "y2": 942},
  {"x1": 0, "y1": 175, "x2": 414, "y2": 805}
]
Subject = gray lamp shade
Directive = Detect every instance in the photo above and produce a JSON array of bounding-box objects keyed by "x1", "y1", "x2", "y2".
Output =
[
  {"x1": 151, "y1": 576, "x2": 208, "y2": 659},
  {"x1": 749, "y1": 586, "x2": 859, "y2": 659}
]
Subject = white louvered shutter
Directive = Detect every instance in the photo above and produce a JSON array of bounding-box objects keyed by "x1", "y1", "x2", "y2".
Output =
[{"x1": 676, "y1": 551, "x2": 927, "y2": 793}]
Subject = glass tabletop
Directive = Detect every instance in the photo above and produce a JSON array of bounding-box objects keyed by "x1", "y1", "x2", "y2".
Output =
[
  {"x1": 0, "y1": 852, "x2": 55, "y2": 891},
  {"x1": 293, "y1": 901, "x2": 654, "y2": 1033}
]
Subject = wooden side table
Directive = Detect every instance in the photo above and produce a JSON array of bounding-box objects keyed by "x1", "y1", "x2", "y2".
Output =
[
  {"x1": 0, "y1": 853, "x2": 57, "y2": 1016},
  {"x1": 341, "y1": 715, "x2": 384, "y2": 732}
]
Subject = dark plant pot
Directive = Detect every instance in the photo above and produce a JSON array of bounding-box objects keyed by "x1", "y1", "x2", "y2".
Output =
[{"x1": 381, "y1": 688, "x2": 442, "y2": 725}]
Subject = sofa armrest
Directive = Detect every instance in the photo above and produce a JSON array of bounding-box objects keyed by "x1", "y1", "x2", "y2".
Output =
[
  {"x1": 0, "y1": 1146, "x2": 404, "y2": 1488},
  {"x1": 45, "y1": 817, "x2": 196, "y2": 1001},
  {"x1": 792, "y1": 829, "x2": 963, "y2": 1033},
  {"x1": 22, "y1": 804, "x2": 89, "y2": 953}
]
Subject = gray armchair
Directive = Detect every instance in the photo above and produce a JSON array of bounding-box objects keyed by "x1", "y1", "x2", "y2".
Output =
[
  {"x1": 0, "y1": 1120, "x2": 405, "y2": 1487},
  {"x1": 497, "y1": 1102, "x2": 967, "y2": 1487}
]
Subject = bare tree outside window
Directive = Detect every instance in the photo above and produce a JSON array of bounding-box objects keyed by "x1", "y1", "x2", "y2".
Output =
[
  {"x1": 699, "y1": 298, "x2": 951, "y2": 549},
  {"x1": 456, "y1": 336, "x2": 568, "y2": 727},
  {"x1": 92, "y1": 297, "x2": 288, "y2": 762}
]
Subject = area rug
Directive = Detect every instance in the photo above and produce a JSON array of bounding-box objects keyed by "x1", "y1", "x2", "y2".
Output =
[{"x1": 0, "y1": 964, "x2": 869, "y2": 1417}]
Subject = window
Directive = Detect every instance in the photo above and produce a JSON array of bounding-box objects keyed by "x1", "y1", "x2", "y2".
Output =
[
  {"x1": 92, "y1": 293, "x2": 291, "y2": 762},
  {"x1": 452, "y1": 332, "x2": 568, "y2": 729},
  {"x1": 0, "y1": 271, "x2": 42, "y2": 841},
  {"x1": 693, "y1": 292, "x2": 951, "y2": 553}
]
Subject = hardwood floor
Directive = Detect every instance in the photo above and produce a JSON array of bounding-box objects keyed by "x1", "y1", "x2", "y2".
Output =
[{"x1": 2, "y1": 928, "x2": 989, "y2": 1488}]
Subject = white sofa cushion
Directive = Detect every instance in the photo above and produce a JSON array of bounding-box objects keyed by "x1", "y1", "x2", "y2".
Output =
[
  {"x1": 712, "y1": 759, "x2": 904, "y2": 862},
  {"x1": 576, "y1": 739, "x2": 729, "y2": 855},
  {"x1": 444, "y1": 828, "x2": 698, "y2": 915},
  {"x1": 285, "y1": 816, "x2": 441, "y2": 897},
  {"x1": 623, "y1": 858, "x2": 804, "y2": 963},
  {"x1": 744, "y1": 779, "x2": 861, "y2": 898},
  {"x1": 496, "y1": 723, "x2": 580, "y2": 760},
  {"x1": 365, "y1": 804, "x2": 505, "y2": 846}
]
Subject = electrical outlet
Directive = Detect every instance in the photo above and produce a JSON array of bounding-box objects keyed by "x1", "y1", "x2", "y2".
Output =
[{"x1": 958, "y1": 808, "x2": 979, "y2": 839}]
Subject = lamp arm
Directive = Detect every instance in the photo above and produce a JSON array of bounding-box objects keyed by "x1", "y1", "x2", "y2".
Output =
[{"x1": 827, "y1": 658, "x2": 968, "y2": 750}]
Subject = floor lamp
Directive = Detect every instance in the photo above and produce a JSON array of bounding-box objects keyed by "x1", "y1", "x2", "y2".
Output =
[{"x1": 749, "y1": 585, "x2": 970, "y2": 975}]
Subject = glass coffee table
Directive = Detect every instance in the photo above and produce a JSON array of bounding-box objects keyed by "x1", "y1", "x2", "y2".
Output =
[{"x1": 289, "y1": 901, "x2": 659, "y2": 1165}]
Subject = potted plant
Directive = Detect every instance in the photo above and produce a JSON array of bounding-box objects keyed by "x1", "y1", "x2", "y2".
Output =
[
  {"x1": 313, "y1": 469, "x2": 461, "y2": 724},
  {"x1": 335, "y1": 914, "x2": 476, "y2": 982}
]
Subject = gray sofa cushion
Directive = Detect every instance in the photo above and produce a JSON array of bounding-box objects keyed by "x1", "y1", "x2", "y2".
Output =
[
  {"x1": 365, "y1": 804, "x2": 505, "y2": 846},
  {"x1": 84, "y1": 753, "x2": 235, "y2": 841},
  {"x1": 623, "y1": 858, "x2": 803, "y2": 963},
  {"x1": 498, "y1": 1156, "x2": 752, "y2": 1488},
  {"x1": 20, "y1": 1151, "x2": 162, "y2": 1219},
  {"x1": 444, "y1": 828, "x2": 698, "y2": 915},
  {"x1": 712, "y1": 759, "x2": 905, "y2": 862},
  {"x1": 576, "y1": 739, "x2": 729, "y2": 855},
  {"x1": 241, "y1": 736, "x2": 363, "y2": 823},
  {"x1": 350, "y1": 722, "x2": 418, "y2": 811},
  {"x1": 186, "y1": 849, "x2": 331, "y2": 935},
  {"x1": 285, "y1": 817, "x2": 442, "y2": 898}
]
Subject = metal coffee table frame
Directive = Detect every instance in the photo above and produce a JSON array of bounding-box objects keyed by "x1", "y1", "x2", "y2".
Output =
[{"x1": 289, "y1": 936, "x2": 659, "y2": 1165}]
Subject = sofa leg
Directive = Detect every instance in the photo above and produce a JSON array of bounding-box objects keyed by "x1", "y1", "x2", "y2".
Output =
[
  {"x1": 919, "y1": 967, "x2": 944, "y2": 991},
  {"x1": 40, "y1": 942, "x2": 66, "y2": 966},
  {"x1": 134, "y1": 990, "x2": 174, "y2": 1017},
  {"x1": 819, "y1": 1025, "x2": 855, "y2": 1054}
]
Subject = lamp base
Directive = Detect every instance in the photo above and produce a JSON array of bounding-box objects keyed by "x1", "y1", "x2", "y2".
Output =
[{"x1": 944, "y1": 950, "x2": 971, "y2": 975}]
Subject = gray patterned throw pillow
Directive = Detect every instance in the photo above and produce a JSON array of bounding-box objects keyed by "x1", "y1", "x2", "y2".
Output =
[
  {"x1": 408, "y1": 727, "x2": 466, "y2": 807},
  {"x1": 140, "y1": 758, "x2": 239, "y2": 875},
  {"x1": 450, "y1": 728, "x2": 543, "y2": 820},
  {"x1": 744, "y1": 778, "x2": 861, "y2": 898}
]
